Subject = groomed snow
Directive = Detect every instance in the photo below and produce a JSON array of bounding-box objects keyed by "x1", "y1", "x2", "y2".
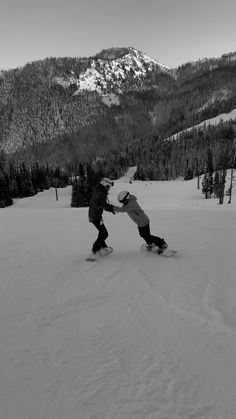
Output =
[{"x1": 1, "y1": 171, "x2": 236, "y2": 418}]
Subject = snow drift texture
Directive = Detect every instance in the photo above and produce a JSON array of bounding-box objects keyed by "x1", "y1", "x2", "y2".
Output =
[{"x1": 1, "y1": 170, "x2": 236, "y2": 418}]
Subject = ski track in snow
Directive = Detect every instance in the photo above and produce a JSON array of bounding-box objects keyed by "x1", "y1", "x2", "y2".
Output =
[{"x1": 1, "y1": 177, "x2": 236, "y2": 418}]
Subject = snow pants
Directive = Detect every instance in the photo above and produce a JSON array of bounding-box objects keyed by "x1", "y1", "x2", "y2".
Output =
[
  {"x1": 92, "y1": 220, "x2": 108, "y2": 253},
  {"x1": 138, "y1": 223, "x2": 165, "y2": 247}
]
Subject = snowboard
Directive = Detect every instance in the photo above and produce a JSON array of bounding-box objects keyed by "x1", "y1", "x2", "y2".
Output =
[
  {"x1": 141, "y1": 244, "x2": 177, "y2": 257},
  {"x1": 86, "y1": 246, "x2": 113, "y2": 262}
]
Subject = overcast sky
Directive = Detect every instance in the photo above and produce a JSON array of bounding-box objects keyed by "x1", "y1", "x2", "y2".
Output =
[{"x1": 1, "y1": 0, "x2": 235, "y2": 70}]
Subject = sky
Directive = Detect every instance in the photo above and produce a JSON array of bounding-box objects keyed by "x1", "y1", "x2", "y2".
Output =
[{"x1": 0, "y1": 0, "x2": 236, "y2": 70}]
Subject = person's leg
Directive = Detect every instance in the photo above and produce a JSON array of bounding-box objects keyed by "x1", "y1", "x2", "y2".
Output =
[
  {"x1": 138, "y1": 224, "x2": 167, "y2": 248},
  {"x1": 99, "y1": 220, "x2": 108, "y2": 248},
  {"x1": 92, "y1": 221, "x2": 108, "y2": 253},
  {"x1": 138, "y1": 224, "x2": 152, "y2": 244}
]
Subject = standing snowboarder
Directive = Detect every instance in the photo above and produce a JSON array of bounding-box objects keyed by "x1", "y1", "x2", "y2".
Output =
[
  {"x1": 114, "y1": 191, "x2": 168, "y2": 254},
  {"x1": 88, "y1": 178, "x2": 115, "y2": 256}
]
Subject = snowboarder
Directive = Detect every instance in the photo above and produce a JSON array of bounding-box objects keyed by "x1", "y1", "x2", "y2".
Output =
[
  {"x1": 114, "y1": 191, "x2": 168, "y2": 254},
  {"x1": 88, "y1": 178, "x2": 116, "y2": 256}
]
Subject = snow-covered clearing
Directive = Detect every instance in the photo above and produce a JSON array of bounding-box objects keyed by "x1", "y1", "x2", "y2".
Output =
[{"x1": 1, "y1": 172, "x2": 236, "y2": 418}]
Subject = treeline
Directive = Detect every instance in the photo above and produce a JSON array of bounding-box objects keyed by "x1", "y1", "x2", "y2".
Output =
[
  {"x1": 201, "y1": 146, "x2": 236, "y2": 204},
  {"x1": 0, "y1": 144, "x2": 130, "y2": 208},
  {"x1": 0, "y1": 151, "x2": 69, "y2": 207},
  {"x1": 71, "y1": 154, "x2": 129, "y2": 207},
  {"x1": 70, "y1": 121, "x2": 236, "y2": 207},
  {"x1": 1, "y1": 120, "x2": 235, "y2": 208},
  {"x1": 133, "y1": 121, "x2": 236, "y2": 181}
]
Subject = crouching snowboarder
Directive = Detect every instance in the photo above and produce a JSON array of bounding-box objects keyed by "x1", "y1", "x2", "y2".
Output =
[{"x1": 114, "y1": 191, "x2": 168, "y2": 254}]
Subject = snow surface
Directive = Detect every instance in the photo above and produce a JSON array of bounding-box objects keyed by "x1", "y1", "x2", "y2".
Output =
[{"x1": 1, "y1": 170, "x2": 236, "y2": 418}]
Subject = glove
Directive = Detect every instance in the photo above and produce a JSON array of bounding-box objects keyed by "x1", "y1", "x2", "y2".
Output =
[{"x1": 112, "y1": 205, "x2": 120, "y2": 214}]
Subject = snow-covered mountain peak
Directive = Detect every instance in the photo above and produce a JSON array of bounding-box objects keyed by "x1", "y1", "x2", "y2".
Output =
[
  {"x1": 96, "y1": 46, "x2": 169, "y2": 70},
  {"x1": 54, "y1": 47, "x2": 170, "y2": 101}
]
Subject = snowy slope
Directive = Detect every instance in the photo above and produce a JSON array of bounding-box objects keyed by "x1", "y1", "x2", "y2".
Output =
[
  {"x1": 167, "y1": 108, "x2": 236, "y2": 141},
  {"x1": 1, "y1": 175, "x2": 236, "y2": 418}
]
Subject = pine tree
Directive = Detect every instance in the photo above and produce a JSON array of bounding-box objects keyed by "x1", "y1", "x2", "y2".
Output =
[
  {"x1": 85, "y1": 163, "x2": 96, "y2": 203},
  {"x1": 71, "y1": 178, "x2": 88, "y2": 207},
  {"x1": 213, "y1": 171, "x2": 220, "y2": 197},
  {"x1": 202, "y1": 173, "x2": 212, "y2": 198},
  {"x1": 184, "y1": 167, "x2": 193, "y2": 180},
  {"x1": 31, "y1": 162, "x2": 50, "y2": 192},
  {"x1": 218, "y1": 170, "x2": 226, "y2": 204},
  {"x1": 0, "y1": 170, "x2": 13, "y2": 207},
  {"x1": 8, "y1": 161, "x2": 19, "y2": 197},
  {"x1": 202, "y1": 149, "x2": 214, "y2": 198},
  {"x1": 228, "y1": 136, "x2": 236, "y2": 204},
  {"x1": 216, "y1": 150, "x2": 228, "y2": 205},
  {"x1": 17, "y1": 163, "x2": 35, "y2": 197}
]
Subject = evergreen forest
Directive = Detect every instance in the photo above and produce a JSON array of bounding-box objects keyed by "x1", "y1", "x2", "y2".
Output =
[{"x1": 0, "y1": 50, "x2": 236, "y2": 207}]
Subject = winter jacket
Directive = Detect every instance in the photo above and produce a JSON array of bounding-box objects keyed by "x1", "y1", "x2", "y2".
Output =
[
  {"x1": 114, "y1": 194, "x2": 149, "y2": 227},
  {"x1": 88, "y1": 184, "x2": 114, "y2": 223}
]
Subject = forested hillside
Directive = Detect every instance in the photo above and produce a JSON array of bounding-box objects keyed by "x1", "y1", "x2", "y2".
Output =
[
  {"x1": 0, "y1": 49, "x2": 236, "y2": 207},
  {"x1": 1, "y1": 49, "x2": 236, "y2": 158}
]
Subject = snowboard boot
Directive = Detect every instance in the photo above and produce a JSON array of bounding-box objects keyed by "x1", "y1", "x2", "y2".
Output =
[
  {"x1": 146, "y1": 243, "x2": 156, "y2": 252},
  {"x1": 157, "y1": 239, "x2": 168, "y2": 254},
  {"x1": 98, "y1": 246, "x2": 113, "y2": 257}
]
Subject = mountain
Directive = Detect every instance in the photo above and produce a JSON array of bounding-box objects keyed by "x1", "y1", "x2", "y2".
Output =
[
  {"x1": 0, "y1": 47, "x2": 236, "y2": 159},
  {"x1": 76, "y1": 46, "x2": 170, "y2": 94},
  {"x1": 0, "y1": 47, "x2": 172, "y2": 154}
]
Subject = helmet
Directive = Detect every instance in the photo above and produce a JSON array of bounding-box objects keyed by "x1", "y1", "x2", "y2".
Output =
[
  {"x1": 100, "y1": 178, "x2": 114, "y2": 187},
  {"x1": 117, "y1": 191, "x2": 130, "y2": 203}
]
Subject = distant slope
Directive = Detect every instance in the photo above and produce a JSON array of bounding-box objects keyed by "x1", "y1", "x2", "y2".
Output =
[{"x1": 167, "y1": 108, "x2": 236, "y2": 140}]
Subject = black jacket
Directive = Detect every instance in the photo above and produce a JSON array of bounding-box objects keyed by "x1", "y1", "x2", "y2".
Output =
[{"x1": 88, "y1": 184, "x2": 114, "y2": 223}]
